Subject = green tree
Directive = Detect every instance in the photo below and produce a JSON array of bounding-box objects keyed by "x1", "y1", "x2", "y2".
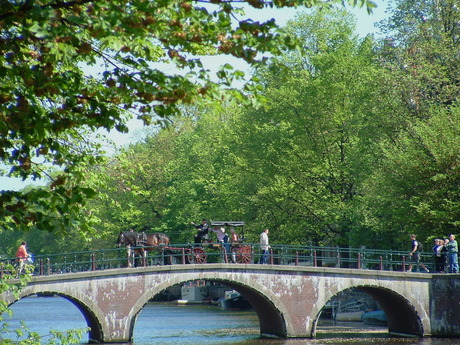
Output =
[
  {"x1": 359, "y1": 106, "x2": 460, "y2": 248},
  {"x1": 88, "y1": 122, "x2": 187, "y2": 244},
  {"x1": 1, "y1": 0, "x2": 376, "y2": 237},
  {"x1": 90, "y1": 8, "x2": 397, "y2": 247},
  {"x1": 225, "y1": 9, "x2": 386, "y2": 246},
  {"x1": 356, "y1": 0, "x2": 460, "y2": 248},
  {"x1": 377, "y1": 0, "x2": 460, "y2": 112},
  {"x1": 78, "y1": 1, "x2": 460, "y2": 253},
  {"x1": 91, "y1": 104, "x2": 250, "y2": 244}
]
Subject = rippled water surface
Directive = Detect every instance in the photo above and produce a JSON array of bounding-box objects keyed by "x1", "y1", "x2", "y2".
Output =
[{"x1": 3, "y1": 296, "x2": 460, "y2": 345}]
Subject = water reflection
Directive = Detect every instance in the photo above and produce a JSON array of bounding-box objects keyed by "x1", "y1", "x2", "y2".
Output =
[
  {"x1": 3, "y1": 296, "x2": 460, "y2": 345},
  {"x1": 133, "y1": 303, "x2": 259, "y2": 344}
]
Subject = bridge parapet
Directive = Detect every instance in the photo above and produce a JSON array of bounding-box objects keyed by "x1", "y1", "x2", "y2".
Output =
[{"x1": 1, "y1": 244, "x2": 436, "y2": 278}]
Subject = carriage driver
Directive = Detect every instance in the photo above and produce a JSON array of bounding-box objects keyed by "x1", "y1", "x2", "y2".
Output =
[{"x1": 191, "y1": 219, "x2": 210, "y2": 243}]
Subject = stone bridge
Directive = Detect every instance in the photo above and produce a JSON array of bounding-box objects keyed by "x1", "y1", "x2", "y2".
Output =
[{"x1": 2, "y1": 264, "x2": 460, "y2": 343}]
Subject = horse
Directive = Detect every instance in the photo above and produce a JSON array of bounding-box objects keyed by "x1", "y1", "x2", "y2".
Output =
[{"x1": 116, "y1": 231, "x2": 170, "y2": 267}]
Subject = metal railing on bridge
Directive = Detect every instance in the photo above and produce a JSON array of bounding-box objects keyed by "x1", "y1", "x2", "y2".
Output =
[{"x1": 0, "y1": 243, "x2": 435, "y2": 277}]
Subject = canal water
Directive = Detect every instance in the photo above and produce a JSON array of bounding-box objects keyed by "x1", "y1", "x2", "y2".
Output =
[{"x1": 2, "y1": 295, "x2": 460, "y2": 345}]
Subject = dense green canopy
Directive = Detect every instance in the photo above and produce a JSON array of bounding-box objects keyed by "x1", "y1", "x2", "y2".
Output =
[
  {"x1": 0, "y1": 0, "x2": 375, "y2": 236},
  {"x1": 82, "y1": 3, "x2": 459, "y2": 251},
  {"x1": 1, "y1": 0, "x2": 459, "y2": 257}
]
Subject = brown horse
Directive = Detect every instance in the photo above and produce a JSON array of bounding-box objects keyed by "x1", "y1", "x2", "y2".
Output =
[{"x1": 116, "y1": 231, "x2": 170, "y2": 267}]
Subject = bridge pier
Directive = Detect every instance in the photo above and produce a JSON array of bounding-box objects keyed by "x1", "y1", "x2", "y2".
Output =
[{"x1": 430, "y1": 276, "x2": 460, "y2": 337}]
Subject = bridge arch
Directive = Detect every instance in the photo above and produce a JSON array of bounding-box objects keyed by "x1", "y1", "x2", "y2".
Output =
[
  {"x1": 7, "y1": 292, "x2": 104, "y2": 343},
  {"x1": 311, "y1": 284, "x2": 426, "y2": 337},
  {"x1": 357, "y1": 286, "x2": 424, "y2": 336},
  {"x1": 129, "y1": 272, "x2": 289, "y2": 341}
]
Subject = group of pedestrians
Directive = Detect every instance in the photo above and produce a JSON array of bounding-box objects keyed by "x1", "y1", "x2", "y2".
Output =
[
  {"x1": 409, "y1": 233, "x2": 458, "y2": 273},
  {"x1": 431, "y1": 234, "x2": 458, "y2": 273},
  {"x1": 193, "y1": 224, "x2": 459, "y2": 270},
  {"x1": 191, "y1": 222, "x2": 458, "y2": 271}
]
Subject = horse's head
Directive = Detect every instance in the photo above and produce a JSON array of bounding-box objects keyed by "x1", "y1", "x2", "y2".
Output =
[
  {"x1": 116, "y1": 232, "x2": 126, "y2": 248},
  {"x1": 117, "y1": 231, "x2": 138, "y2": 247}
]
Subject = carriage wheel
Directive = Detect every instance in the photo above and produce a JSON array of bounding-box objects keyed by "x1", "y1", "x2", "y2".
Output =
[
  {"x1": 187, "y1": 247, "x2": 207, "y2": 264},
  {"x1": 234, "y1": 245, "x2": 252, "y2": 264}
]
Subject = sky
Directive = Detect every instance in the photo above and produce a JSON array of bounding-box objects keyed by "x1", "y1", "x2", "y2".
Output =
[{"x1": 1, "y1": 0, "x2": 389, "y2": 192}]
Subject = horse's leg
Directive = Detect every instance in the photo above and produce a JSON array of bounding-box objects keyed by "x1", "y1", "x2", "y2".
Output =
[
  {"x1": 143, "y1": 248, "x2": 148, "y2": 266},
  {"x1": 157, "y1": 247, "x2": 165, "y2": 266},
  {"x1": 127, "y1": 246, "x2": 130, "y2": 268},
  {"x1": 162, "y1": 247, "x2": 172, "y2": 265},
  {"x1": 162, "y1": 248, "x2": 167, "y2": 265},
  {"x1": 127, "y1": 245, "x2": 133, "y2": 268},
  {"x1": 133, "y1": 249, "x2": 139, "y2": 267},
  {"x1": 135, "y1": 248, "x2": 147, "y2": 267},
  {"x1": 143, "y1": 249, "x2": 149, "y2": 266}
]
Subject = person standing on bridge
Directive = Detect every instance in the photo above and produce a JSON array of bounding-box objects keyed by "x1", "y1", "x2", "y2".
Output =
[
  {"x1": 211, "y1": 225, "x2": 230, "y2": 262},
  {"x1": 15, "y1": 241, "x2": 30, "y2": 276},
  {"x1": 259, "y1": 228, "x2": 270, "y2": 264},
  {"x1": 433, "y1": 238, "x2": 446, "y2": 273},
  {"x1": 445, "y1": 234, "x2": 458, "y2": 273},
  {"x1": 408, "y1": 234, "x2": 429, "y2": 273},
  {"x1": 229, "y1": 228, "x2": 240, "y2": 263}
]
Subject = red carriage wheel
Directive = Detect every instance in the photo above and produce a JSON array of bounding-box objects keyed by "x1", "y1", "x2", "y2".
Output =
[
  {"x1": 235, "y1": 245, "x2": 252, "y2": 264},
  {"x1": 187, "y1": 247, "x2": 207, "y2": 264}
]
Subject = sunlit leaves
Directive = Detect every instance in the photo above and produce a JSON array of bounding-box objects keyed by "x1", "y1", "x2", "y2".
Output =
[
  {"x1": 0, "y1": 0, "x2": 376, "y2": 236},
  {"x1": 363, "y1": 106, "x2": 460, "y2": 241},
  {"x1": 87, "y1": 7, "x2": 386, "y2": 247}
]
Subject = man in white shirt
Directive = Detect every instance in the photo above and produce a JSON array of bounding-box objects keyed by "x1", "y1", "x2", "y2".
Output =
[{"x1": 259, "y1": 229, "x2": 270, "y2": 264}]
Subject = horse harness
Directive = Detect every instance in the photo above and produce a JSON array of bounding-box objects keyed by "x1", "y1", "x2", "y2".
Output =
[{"x1": 123, "y1": 231, "x2": 148, "y2": 247}]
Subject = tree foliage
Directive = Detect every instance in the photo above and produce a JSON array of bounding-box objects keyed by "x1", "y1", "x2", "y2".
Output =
[
  {"x1": 358, "y1": 0, "x2": 460, "y2": 247},
  {"x1": 4, "y1": 0, "x2": 459, "y2": 254},
  {"x1": 378, "y1": 0, "x2": 460, "y2": 111},
  {"x1": 83, "y1": 8, "x2": 386, "y2": 247},
  {"x1": 84, "y1": 3, "x2": 460, "y2": 252},
  {"x1": 0, "y1": 0, "x2": 376, "y2": 236}
]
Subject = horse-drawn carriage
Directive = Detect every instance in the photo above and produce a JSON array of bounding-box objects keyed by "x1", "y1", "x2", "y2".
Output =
[
  {"x1": 187, "y1": 221, "x2": 252, "y2": 264},
  {"x1": 116, "y1": 221, "x2": 252, "y2": 266}
]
